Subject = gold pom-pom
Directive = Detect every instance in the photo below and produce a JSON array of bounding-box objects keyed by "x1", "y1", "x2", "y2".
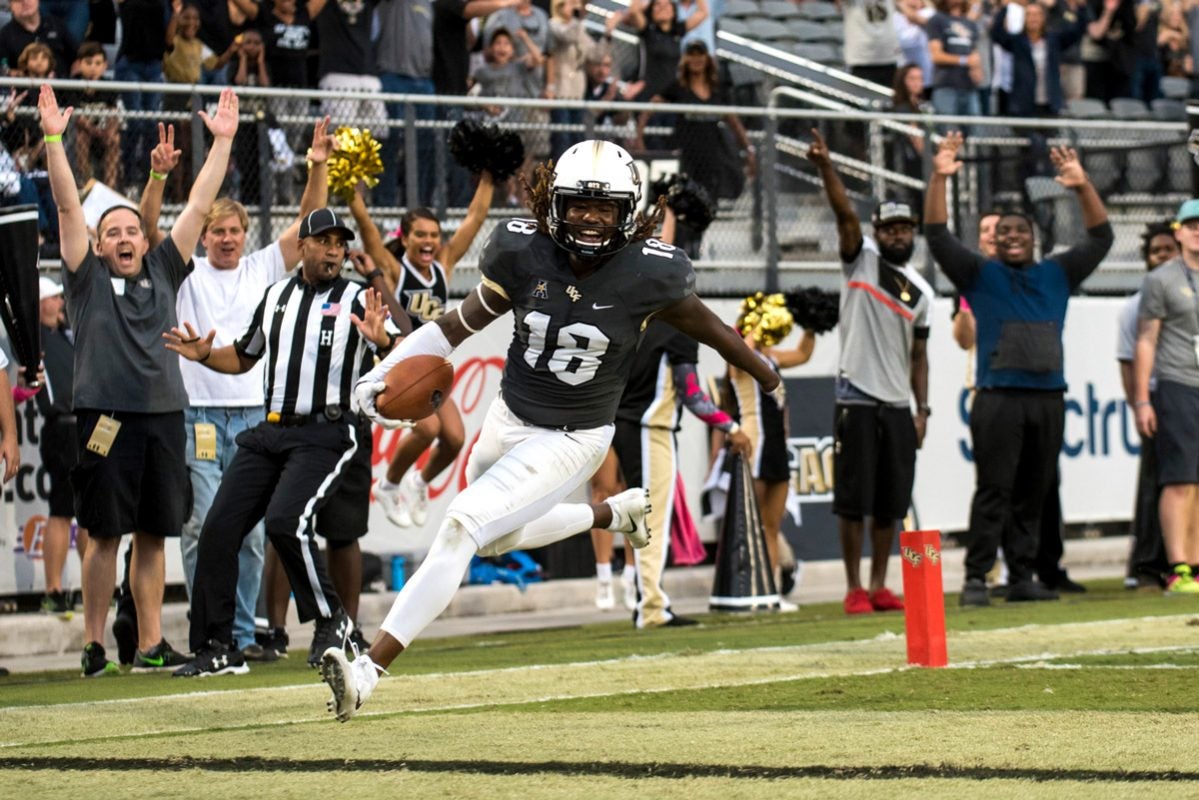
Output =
[
  {"x1": 736, "y1": 292, "x2": 794, "y2": 347},
  {"x1": 325, "y1": 126, "x2": 384, "y2": 203}
]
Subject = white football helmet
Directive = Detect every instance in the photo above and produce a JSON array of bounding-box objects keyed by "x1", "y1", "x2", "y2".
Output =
[{"x1": 548, "y1": 140, "x2": 642, "y2": 258}]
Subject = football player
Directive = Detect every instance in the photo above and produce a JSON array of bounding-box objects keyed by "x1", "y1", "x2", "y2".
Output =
[{"x1": 321, "y1": 140, "x2": 780, "y2": 721}]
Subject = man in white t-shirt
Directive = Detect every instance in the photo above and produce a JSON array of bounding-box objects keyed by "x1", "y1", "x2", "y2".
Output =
[{"x1": 141, "y1": 118, "x2": 339, "y2": 659}]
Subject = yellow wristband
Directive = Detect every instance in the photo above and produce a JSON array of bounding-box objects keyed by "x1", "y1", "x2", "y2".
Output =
[
  {"x1": 149, "y1": 170, "x2": 168, "y2": 181},
  {"x1": 43, "y1": 134, "x2": 62, "y2": 143}
]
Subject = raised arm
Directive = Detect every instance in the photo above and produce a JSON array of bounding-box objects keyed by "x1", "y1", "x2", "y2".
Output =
[
  {"x1": 924, "y1": 132, "x2": 986, "y2": 289},
  {"x1": 38, "y1": 85, "x2": 88, "y2": 270},
  {"x1": 683, "y1": 0, "x2": 709, "y2": 31},
  {"x1": 1049, "y1": 145, "x2": 1114, "y2": 288},
  {"x1": 656, "y1": 295, "x2": 780, "y2": 392},
  {"x1": 806, "y1": 128, "x2": 862, "y2": 262},
  {"x1": 170, "y1": 88, "x2": 240, "y2": 259},
  {"x1": 0, "y1": 370, "x2": 18, "y2": 483},
  {"x1": 139, "y1": 122, "x2": 183, "y2": 249},
  {"x1": 347, "y1": 187, "x2": 400, "y2": 292},
  {"x1": 765, "y1": 329, "x2": 816, "y2": 369},
  {"x1": 277, "y1": 116, "x2": 336, "y2": 268},
  {"x1": 440, "y1": 170, "x2": 496, "y2": 275}
]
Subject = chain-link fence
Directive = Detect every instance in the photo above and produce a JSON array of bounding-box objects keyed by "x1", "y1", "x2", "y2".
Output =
[{"x1": 2, "y1": 77, "x2": 1189, "y2": 296}]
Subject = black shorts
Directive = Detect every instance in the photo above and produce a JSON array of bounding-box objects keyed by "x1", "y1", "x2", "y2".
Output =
[
  {"x1": 314, "y1": 420, "x2": 373, "y2": 542},
  {"x1": 71, "y1": 410, "x2": 188, "y2": 539},
  {"x1": 40, "y1": 416, "x2": 79, "y2": 518},
  {"x1": 832, "y1": 403, "x2": 917, "y2": 521},
  {"x1": 1153, "y1": 380, "x2": 1199, "y2": 485}
]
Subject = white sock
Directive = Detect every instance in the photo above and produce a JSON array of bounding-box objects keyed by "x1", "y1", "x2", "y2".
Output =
[
  {"x1": 622, "y1": 564, "x2": 636, "y2": 580},
  {"x1": 378, "y1": 478, "x2": 399, "y2": 492},
  {"x1": 596, "y1": 562, "x2": 613, "y2": 582},
  {"x1": 410, "y1": 472, "x2": 427, "y2": 489},
  {"x1": 478, "y1": 503, "x2": 596, "y2": 556},
  {"x1": 379, "y1": 519, "x2": 477, "y2": 647}
]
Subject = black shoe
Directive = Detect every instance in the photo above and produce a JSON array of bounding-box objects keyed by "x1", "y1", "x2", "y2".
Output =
[
  {"x1": 81, "y1": 641, "x2": 120, "y2": 678},
  {"x1": 132, "y1": 639, "x2": 190, "y2": 672},
  {"x1": 1006, "y1": 580, "x2": 1059, "y2": 602},
  {"x1": 41, "y1": 590, "x2": 72, "y2": 615},
  {"x1": 256, "y1": 626, "x2": 289, "y2": 660},
  {"x1": 662, "y1": 614, "x2": 699, "y2": 627},
  {"x1": 780, "y1": 566, "x2": 797, "y2": 597},
  {"x1": 112, "y1": 611, "x2": 139, "y2": 667},
  {"x1": 172, "y1": 640, "x2": 249, "y2": 677},
  {"x1": 960, "y1": 578, "x2": 990, "y2": 607},
  {"x1": 308, "y1": 609, "x2": 352, "y2": 668},
  {"x1": 1048, "y1": 576, "x2": 1087, "y2": 594},
  {"x1": 988, "y1": 584, "x2": 1008, "y2": 599}
]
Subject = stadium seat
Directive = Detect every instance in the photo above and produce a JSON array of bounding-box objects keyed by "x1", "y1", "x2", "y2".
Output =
[
  {"x1": 1160, "y1": 75, "x2": 1190, "y2": 100},
  {"x1": 789, "y1": 18, "x2": 839, "y2": 42},
  {"x1": 797, "y1": 0, "x2": 840, "y2": 21},
  {"x1": 725, "y1": 0, "x2": 763, "y2": 18},
  {"x1": 761, "y1": 0, "x2": 802, "y2": 20},
  {"x1": 719, "y1": 17, "x2": 752, "y2": 37},
  {"x1": 1109, "y1": 97, "x2": 1150, "y2": 120},
  {"x1": 1062, "y1": 98, "x2": 1107, "y2": 119},
  {"x1": 747, "y1": 17, "x2": 797, "y2": 43},
  {"x1": 1150, "y1": 97, "x2": 1185, "y2": 121}
]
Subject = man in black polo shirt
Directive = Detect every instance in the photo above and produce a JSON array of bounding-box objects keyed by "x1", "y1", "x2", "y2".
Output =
[
  {"x1": 0, "y1": 0, "x2": 77, "y2": 74},
  {"x1": 40, "y1": 84, "x2": 241, "y2": 677},
  {"x1": 165, "y1": 209, "x2": 400, "y2": 676}
]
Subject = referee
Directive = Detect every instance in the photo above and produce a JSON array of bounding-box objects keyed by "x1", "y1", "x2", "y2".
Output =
[{"x1": 166, "y1": 208, "x2": 400, "y2": 676}]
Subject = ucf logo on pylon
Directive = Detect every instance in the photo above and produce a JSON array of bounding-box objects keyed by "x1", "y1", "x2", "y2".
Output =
[
  {"x1": 901, "y1": 546, "x2": 922, "y2": 567},
  {"x1": 924, "y1": 544, "x2": 940, "y2": 565}
]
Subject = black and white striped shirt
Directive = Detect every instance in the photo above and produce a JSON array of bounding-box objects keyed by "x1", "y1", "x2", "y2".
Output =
[{"x1": 235, "y1": 275, "x2": 396, "y2": 415}]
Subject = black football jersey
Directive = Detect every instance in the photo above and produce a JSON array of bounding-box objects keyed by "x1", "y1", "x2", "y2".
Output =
[
  {"x1": 615, "y1": 320, "x2": 698, "y2": 430},
  {"x1": 480, "y1": 219, "x2": 695, "y2": 429},
  {"x1": 395, "y1": 254, "x2": 449, "y2": 329}
]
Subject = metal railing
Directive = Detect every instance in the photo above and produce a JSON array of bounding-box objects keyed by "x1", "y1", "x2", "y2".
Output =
[{"x1": 2, "y1": 77, "x2": 1186, "y2": 295}]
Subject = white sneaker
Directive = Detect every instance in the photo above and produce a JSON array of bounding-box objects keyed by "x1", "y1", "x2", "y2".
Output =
[
  {"x1": 402, "y1": 472, "x2": 430, "y2": 526},
  {"x1": 320, "y1": 648, "x2": 379, "y2": 723},
  {"x1": 777, "y1": 599, "x2": 800, "y2": 613},
  {"x1": 621, "y1": 569, "x2": 638, "y2": 611},
  {"x1": 606, "y1": 488, "x2": 651, "y2": 549},
  {"x1": 376, "y1": 482, "x2": 412, "y2": 528},
  {"x1": 595, "y1": 580, "x2": 615, "y2": 610}
]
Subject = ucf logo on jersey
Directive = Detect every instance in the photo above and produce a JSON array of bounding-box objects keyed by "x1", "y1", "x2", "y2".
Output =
[{"x1": 405, "y1": 290, "x2": 444, "y2": 323}]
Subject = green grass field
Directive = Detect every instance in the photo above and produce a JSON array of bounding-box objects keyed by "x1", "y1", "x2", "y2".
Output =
[{"x1": 2, "y1": 580, "x2": 1198, "y2": 798}]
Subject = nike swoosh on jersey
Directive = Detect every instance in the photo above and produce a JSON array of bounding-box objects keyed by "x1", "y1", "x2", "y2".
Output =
[{"x1": 592, "y1": 303, "x2": 614, "y2": 310}]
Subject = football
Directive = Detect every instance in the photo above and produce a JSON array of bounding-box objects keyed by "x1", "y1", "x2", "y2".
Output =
[{"x1": 375, "y1": 355, "x2": 455, "y2": 421}]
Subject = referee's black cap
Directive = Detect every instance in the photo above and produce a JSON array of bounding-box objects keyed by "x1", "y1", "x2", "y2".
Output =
[{"x1": 300, "y1": 208, "x2": 356, "y2": 241}]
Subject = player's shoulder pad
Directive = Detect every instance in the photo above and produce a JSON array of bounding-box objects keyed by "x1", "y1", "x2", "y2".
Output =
[
  {"x1": 619, "y1": 237, "x2": 696, "y2": 305},
  {"x1": 480, "y1": 218, "x2": 543, "y2": 286}
]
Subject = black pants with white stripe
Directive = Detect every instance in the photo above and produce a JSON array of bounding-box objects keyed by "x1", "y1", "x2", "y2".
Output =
[{"x1": 189, "y1": 420, "x2": 358, "y2": 652}]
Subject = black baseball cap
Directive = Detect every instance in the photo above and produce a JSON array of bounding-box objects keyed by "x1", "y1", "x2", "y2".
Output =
[
  {"x1": 872, "y1": 200, "x2": 918, "y2": 227},
  {"x1": 299, "y1": 208, "x2": 355, "y2": 240},
  {"x1": 684, "y1": 40, "x2": 709, "y2": 54}
]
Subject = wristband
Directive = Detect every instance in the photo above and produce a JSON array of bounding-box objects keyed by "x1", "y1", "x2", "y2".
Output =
[
  {"x1": 365, "y1": 268, "x2": 385, "y2": 282},
  {"x1": 1134, "y1": 400, "x2": 1151, "y2": 408},
  {"x1": 727, "y1": 421, "x2": 741, "y2": 435},
  {"x1": 958, "y1": 56, "x2": 967, "y2": 67},
  {"x1": 149, "y1": 169, "x2": 168, "y2": 181},
  {"x1": 44, "y1": 134, "x2": 62, "y2": 143}
]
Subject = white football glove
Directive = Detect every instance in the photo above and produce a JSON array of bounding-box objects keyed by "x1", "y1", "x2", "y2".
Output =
[{"x1": 353, "y1": 380, "x2": 414, "y2": 430}]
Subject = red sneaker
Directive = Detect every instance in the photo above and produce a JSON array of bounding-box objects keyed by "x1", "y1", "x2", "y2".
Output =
[
  {"x1": 843, "y1": 588, "x2": 873, "y2": 615},
  {"x1": 870, "y1": 587, "x2": 905, "y2": 612}
]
